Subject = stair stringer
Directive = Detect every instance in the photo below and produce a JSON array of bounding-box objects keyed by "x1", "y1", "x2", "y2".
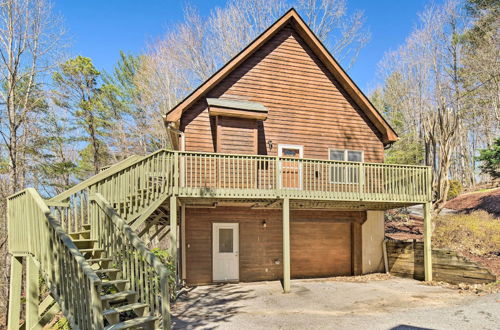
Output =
[{"x1": 130, "y1": 192, "x2": 171, "y2": 231}]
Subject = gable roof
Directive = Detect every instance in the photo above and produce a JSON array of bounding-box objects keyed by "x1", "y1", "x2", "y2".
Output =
[{"x1": 164, "y1": 8, "x2": 398, "y2": 145}]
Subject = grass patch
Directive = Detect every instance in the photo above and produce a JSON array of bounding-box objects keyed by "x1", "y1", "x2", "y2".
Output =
[{"x1": 433, "y1": 211, "x2": 500, "y2": 256}]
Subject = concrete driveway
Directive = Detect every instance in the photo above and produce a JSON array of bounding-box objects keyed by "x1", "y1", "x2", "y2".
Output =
[{"x1": 172, "y1": 275, "x2": 499, "y2": 329}]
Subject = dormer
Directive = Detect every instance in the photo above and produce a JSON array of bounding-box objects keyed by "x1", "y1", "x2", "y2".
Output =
[{"x1": 207, "y1": 98, "x2": 268, "y2": 154}]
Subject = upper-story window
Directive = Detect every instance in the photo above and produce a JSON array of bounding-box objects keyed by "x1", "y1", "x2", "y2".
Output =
[
  {"x1": 329, "y1": 149, "x2": 363, "y2": 162},
  {"x1": 329, "y1": 149, "x2": 364, "y2": 183}
]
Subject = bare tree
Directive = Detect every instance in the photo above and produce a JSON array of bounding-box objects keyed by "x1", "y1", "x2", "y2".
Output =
[
  {"x1": 296, "y1": 0, "x2": 370, "y2": 68},
  {"x1": 377, "y1": 1, "x2": 481, "y2": 210},
  {"x1": 208, "y1": 0, "x2": 287, "y2": 64},
  {"x1": 0, "y1": 0, "x2": 64, "y2": 324},
  {"x1": 0, "y1": 0, "x2": 64, "y2": 193}
]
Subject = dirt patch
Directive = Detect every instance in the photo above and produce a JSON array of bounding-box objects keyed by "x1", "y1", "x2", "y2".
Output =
[
  {"x1": 445, "y1": 188, "x2": 500, "y2": 217},
  {"x1": 385, "y1": 216, "x2": 423, "y2": 241},
  {"x1": 458, "y1": 250, "x2": 500, "y2": 278},
  {"x1": 300, "y1": 273, "x2": 392, "y2": 283},
  {"x1": 424, "y1": 280, "x2": 500, "y2": 296}
]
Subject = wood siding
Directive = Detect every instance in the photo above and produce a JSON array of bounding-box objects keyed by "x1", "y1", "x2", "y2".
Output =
[
  {"x1": 181, "y1": 24, "x2": 385, "y2": 162},
  {"x1": 185, "y1": 206, "x2": 364, "y2": 284},
  {"x1": 185, "y1": 207, "x2": 283, "y2": 285},
  {"x1": 216, "y1": 117, "x2": 258, "y2": 154}
]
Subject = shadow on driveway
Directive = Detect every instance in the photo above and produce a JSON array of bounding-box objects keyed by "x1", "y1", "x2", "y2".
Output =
[
  {"x1": 170, "y1": 277, "x2": 499, "y2": 329},
  {"x1": 172, "y1": 283, "x2": 254, "y2": 329}
]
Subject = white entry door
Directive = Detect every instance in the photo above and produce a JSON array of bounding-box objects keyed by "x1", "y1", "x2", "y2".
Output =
[{"x1": 212, "y1": 223, "x2": 239, "y2": 282}]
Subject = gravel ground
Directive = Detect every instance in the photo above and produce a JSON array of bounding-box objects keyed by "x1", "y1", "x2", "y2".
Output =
[{"x1": 172, "y1": 276, "x2": 500, "y2": 330}]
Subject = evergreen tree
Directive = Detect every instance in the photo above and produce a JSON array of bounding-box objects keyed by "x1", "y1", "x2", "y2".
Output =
[
  {"x1": 476, "y1": 138, "x2": 500, "y2": 179},
  {"x1": 34, "y1": 108, "x2": 79, "y2": 195},
  {"x1": 52, "y1": 56, "x2": 118, "y2": 176},
  {"x1": 105, "y1": 52, "x2": 163, "y2": 155}
]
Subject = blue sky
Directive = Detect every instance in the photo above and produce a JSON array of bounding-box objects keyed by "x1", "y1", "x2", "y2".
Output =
[{"x1": 53, "y1": 0, "x2": 433, "y2": 93}]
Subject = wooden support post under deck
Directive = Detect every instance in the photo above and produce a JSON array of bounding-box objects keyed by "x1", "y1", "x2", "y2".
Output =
[
  {"x1": 7, "y1": 256, "x2": 22, "y2": 330},
  {"x1": 170, "y1": 196, "x2": 178, "y2": 282},
  {"x1": 26, "y1": 256, "x2": 40, "y2": 330},
  {"x1": 181, "y1": 202, "x2": 186, "y2": 281},
  {"x1": 282, "y1": 198, "x2": 291, "y2": 293},
  {"x1": 423, "y1": 202, "x2": 432, "y2": 281}
]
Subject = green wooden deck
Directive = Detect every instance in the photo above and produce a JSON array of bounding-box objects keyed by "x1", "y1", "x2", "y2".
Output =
[
  {"x1": 177, "y1": 150, "x2": 431, "y2": 204},
  {"x1": 49, "y1": 149, "x2": 432, "y2": 206}
]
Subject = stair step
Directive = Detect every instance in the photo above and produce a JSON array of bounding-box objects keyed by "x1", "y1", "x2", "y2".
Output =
[
  {"x1": 87, "y1": 257, "x2": 113, "y2": 263},
  {"x1": 79, "y1": 248, "x2": 104, "y2": 253},
  {"x1": 70, "y1": 229, "x2": 91, "y2": 234},
  {"x1": 104, "y1": 315, "x2": 158, "y2": 330},
  {"x1": 82, "y1": 224, "x2": 91, "y2": 230},
  {"x1": 72, "y1": 239, "x2": 97, "y2": 249},
  {"x1": 95, "y1": 268, "x2": 120, "y2": 275},
  {"x1": 101, "y1": 290, "x2": 136, "y2": 303},
  {"x1": 69, "y1": 230, "x2": 91, "y2": 238},
  {"x1": 101, "y1": 279, "x2": 129, "y2": 287},
  {"x1": 103, "y1": 302, "x2": 148, "y2": 316}
]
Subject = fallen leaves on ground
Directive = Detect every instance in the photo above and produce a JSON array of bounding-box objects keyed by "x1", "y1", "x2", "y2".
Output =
[{"x1": 423, "y1": 280, "x2": 500, "y2": 296}]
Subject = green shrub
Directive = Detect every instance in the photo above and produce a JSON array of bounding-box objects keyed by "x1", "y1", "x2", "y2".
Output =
[
  {"x1": 50, "y1": 314, "x2": 70, "y2": 329},
  {"x1": 151, "y1": 248, "x2": 177, "y2": 300},
  {"x1": 447, "y1": 180, "x2": 463, "y2": 200},
  {"x1": 433, "y1": 211, "x2": 500, "y2": 256}
]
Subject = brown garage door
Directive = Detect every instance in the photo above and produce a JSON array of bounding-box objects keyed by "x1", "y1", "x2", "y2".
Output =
[{"x1": 291, "y1": 220, "x2": 352, "y2": 278}]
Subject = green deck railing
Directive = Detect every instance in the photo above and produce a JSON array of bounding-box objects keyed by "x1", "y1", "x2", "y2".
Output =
[
  {"x1": 177, "y1": 151, "x2": 432, "y2": 203},
  {"x1": 44, "y1": 150, "x2": 175, "y2": 328},
  {"x1": 49, "y1": 150, "x2": 431, "y2": 212},
  {"x1": 8, "y1": 188, "x2": 104, "y2": 329},
  {"x1": 49, "y1": 149, "x2": 176, "y2": 233}
]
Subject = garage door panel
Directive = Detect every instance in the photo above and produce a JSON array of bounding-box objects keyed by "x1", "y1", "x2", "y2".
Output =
[{"x1": 291, "y1": 221, "x2": 351, "y2": 278}]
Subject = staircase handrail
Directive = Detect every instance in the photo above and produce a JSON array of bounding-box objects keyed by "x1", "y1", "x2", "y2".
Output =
[
  {"x1": 48, "y1": 149, "x2": 176, "y2": 233},
  {"x1": 49, "y1": 154, "x2": 147, "y2": 203},
  {"x1": 7, "y1": 188, "x2": 104, "y2": 329},
  {"x1": 90, "y1": 192, "x2": 171, "y2": 328}
]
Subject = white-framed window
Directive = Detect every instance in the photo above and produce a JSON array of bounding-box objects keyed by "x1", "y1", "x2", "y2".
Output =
[{"x1": 329, "y1": 149, "x2": 364, "y2": 183}]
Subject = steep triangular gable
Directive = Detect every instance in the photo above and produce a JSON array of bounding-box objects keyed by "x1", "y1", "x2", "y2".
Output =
[{"x1": 165, "y1": 8, "x2": 398, "y2": 145}]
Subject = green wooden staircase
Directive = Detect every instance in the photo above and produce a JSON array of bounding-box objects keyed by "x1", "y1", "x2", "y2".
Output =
[
  {"x1": 71, "y1": 223, "x2": 158, "y2": 329},
  {"x1": 7, "y1": 150, "x2": 177, "y2": 329}
]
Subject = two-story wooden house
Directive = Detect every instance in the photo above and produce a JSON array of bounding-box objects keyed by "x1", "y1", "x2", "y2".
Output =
[
  {"x1": 7, "y1": 9, "x2": 432, "y2": 330},
  {"x1": 162, "y1": 9, "x2": 431, "y2": 288}
]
